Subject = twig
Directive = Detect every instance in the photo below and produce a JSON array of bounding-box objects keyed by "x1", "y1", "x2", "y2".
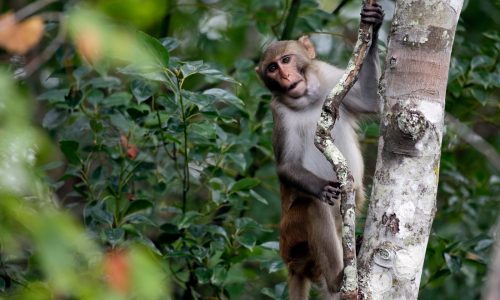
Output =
[
  {"x1": 20, "y1": 13, "x2": 65, "y2": 79},
  {"x1": 445, "y1": 113, "x2": 500, "y2": 171},
  {"x1": 314, "y1": 0, "x2": 377, "y2": 299},
  {"x1": 332, "y1": 0, "x2": 352, "y2": 15},
  {"x1": 14, "y1": 0, "x2": 58, "y2": 20}
]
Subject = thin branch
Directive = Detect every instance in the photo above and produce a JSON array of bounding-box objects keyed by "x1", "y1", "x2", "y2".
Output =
[
  {"x1": 14, "y1": 0, "x2": 58, "y2": 20},
  {"x1": 445, "y1": 113, "x2": 500, "y2": 171},
  {"x1": 314, "y1": 0, "x2": 377, "y2": 299},
  {"x1": 178, "y1": 78, "x2": 190, "y2": 214},
  {"x1": 19, "y1": 13, "x2": 65, "y2": 79},
  {"x1": 332, "y1": 0, "x2": 352, "y2": 15},
  {"x1": 280, "y1": 0, "x2": 301, "y2": 40}
]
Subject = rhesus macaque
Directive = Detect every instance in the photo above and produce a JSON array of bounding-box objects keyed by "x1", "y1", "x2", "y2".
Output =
[{"x1": 255, "y1": 3, "x2": 384, "y2": 300}]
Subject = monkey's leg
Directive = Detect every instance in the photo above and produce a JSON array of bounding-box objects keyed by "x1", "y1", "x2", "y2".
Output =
[
  {"x1": 318, "y1": 277, "x2": 341, "y2": 300},
  {"x1": 288, "y1": 273, "x2": 310, "y2": 300},
  {"x1": 307, "y1": 201, "x2": 343, "y2": 295}
]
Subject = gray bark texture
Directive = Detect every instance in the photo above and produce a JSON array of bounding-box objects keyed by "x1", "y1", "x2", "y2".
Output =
[{"x1": 357, "y1": 1, "x2": 464, "y2": 299}]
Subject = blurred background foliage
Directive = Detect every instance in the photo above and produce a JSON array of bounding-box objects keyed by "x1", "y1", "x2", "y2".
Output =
[{"x1": 0, "y1": 0, "x2": 498, "y2": 299}]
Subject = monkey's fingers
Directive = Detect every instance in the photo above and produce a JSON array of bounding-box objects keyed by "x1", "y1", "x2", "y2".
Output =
[
  {"x1": 320, "y1": 192, "x2": 336, "y2": 206},
  {"x1": 361, "y1": 6, "x2": 385, "y2": 22},
  {"x1": 361, "y1": 11, "x2": 384, "y2": 19},
  {"x1": 362, "y1": 5, "x2": 384, "y2": 12},
  {"x1": 324, "y1": 185, "x2": 341, "y2": 196},
  {"x1": 328, "y1": 181, "x2": 341, "y2": 188},
  {"x1": 361, "y1": 12, "x2": 384, "y2": 22}
]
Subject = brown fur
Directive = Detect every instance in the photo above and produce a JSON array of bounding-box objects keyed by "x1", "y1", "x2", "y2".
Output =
[{"x1": 257, "y1": 5, "x2": 383, "y2": 295}]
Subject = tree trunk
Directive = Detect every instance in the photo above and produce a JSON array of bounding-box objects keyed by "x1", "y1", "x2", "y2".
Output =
[{"x1": 357, "y1": 1, "x2": 464, "y2": 299}]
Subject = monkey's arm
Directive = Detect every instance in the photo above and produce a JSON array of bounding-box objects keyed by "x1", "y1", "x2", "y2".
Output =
[
  {"x1": 343, "y1": 3, "x2": 384, "y2": 114},
  {"x1": 343, "y1": 36, "x2": 380, "y2": 114},
  {"x1": 277, "y1": 162, "x2": 339, "y2": 206},
  {"x1": 272, "y1": 106, "x2": 340, "y2": 205}
]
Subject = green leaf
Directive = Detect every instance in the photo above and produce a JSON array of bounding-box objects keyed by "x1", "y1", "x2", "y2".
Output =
[
  {"x1": 0, "y1": 277, "x2": 5, "y2": 291},
  {"x1": 235, "y1": 217, "x2": 259, "y2": 231},
  {"x1": 425, "y1": 268, "x2": 451, "y2": 285},
  {"x1": 470, "y1": 88, "x2": 488, "y2": 105},
  {"x1": 118, "y1": 64, "x2": 172, "y2": 84},
  {"x1": 211, "y1": 265, "x2": 228, "y2": 286},
  {"x1": 103, "y1": 92, "x2": 132, "y2": 107},
  {"x1": 236, "y1": 233, "x2": 256, "y2": 250},
  {"x1": 137, "y1": 31, "x2": 170, "y2": 68},
  {"x1": 260, "y1": 241, "x2": 279, "y2": 251},
  {"x1": 42, "y1": 109, "x2": 68, "y2": 129},
  {"x1": 209, "y1": 178, "x2": 226, "y2": 191},
  {"x1": 85, "y1": 204, "x2": 113, "y2": 226},
  {"x1": 87, "y1": 89, "x2": 104, "y2": 105},
  {"x1": 203, "y1": 88, "x2": 245, "y2": 110},
  {"x1": 85, "y1": 76, "x2": 121, "y2": 89},
  {"x1": 468, "y1": 70, "x2": 490, "y2": 89},
  {"x1": 59, "y1": 140, "x2": 80, "y2": 164},
  {"x1": 250, "y1": 190, "x2": 268, "y2": 205},
  {"x1": 161, "y1": 37, "x2": 180, "y2": 51},
  {"x1": 125, "y1": 200, "x2": 153, "y2": 216},
  {"x1": 470, "y1": 55, "x2": 495, "y2": 70},
  {"x1": 124, "y1": 214, "x2": 158, "y2": 227},
  {"x1": 266, "y1": 260, "x2": 285, "y2": 273},
  {"x1": 474, "y1": 239, "x2": 493, "y2": 252},
  {"x1": 207, "y1": 225, "x2": 229, "y2": 242},
  {"x1": 178, "y1": 211, "x2": 201, "y2": 229},
  {"x1": 103, "y1": 228, "x2": 125, "y2": 247},
  {"x1": 127, "y1": 107, "x2": 149, "y2": 120},
  {"x1": 37, "y1": 88, "x2": 69, "y2": 102},
  {"x1": 180, "y1": 60, "x2": 204, "y2": 77},
  {"x1": 195, "y1": 267, "x2": 212, "y2": 284},
  {"x1": 261, "y1": 283, "x2": 286, "y2": 300},
  {"x1": 199, "y1": 68, "x2": 240, "y2": 85},
  {"x1": 229, "y1": 178, "x2": 261, "y2": 193},
  {"x1": 161, "y1": 133, "x2": 181, "y2": 144},
  {"x1": 65, "y1": 88, "x2": 83, "y2": 107},
  {"x1": 158, "y1": 223, "x2": 181, "y2": 244},
  {"x1": 130, "y1": 78, "x2": 157, "y2": 103},
  {"x1": 134, "y1": 237, "x2": 162, "y2": 256},
  {"x1": 226, "y1": 153, "x2": 247, "y2": 173},
  {"x1": 209, "y1": 178, "x2": 226, "y2": 204},
  {"x1": 73, "y1": 66, "x2": 91, "y2": 86},
  {"x1": 444, "y1": 253, "x2": 462, "y2": 274}
]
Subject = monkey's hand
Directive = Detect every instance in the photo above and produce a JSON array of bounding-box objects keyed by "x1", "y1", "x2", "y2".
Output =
[
  {"x1": 319, "y1": 181, "x2": 341, "y2": 206},
  {"x1": 361, "y1": 3, "x2": 384, "y2": 34}
]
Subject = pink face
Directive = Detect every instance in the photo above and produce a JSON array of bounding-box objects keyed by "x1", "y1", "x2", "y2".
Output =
[{"x1": 264, "y1": 54, "x2": 307, "y2": 98}]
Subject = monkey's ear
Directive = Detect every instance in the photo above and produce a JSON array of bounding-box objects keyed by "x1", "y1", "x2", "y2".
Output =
[{"x1": 298, "y1": 35, "x2": 316, "y2": 59}]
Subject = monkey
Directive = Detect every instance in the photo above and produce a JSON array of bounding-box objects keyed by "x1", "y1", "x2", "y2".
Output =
[{"x1": 255, "y1": 3, "x2": 384, "y2": 300}]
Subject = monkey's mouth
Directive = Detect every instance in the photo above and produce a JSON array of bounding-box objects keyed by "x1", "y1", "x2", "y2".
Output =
[{"x1": 288, "y1": 80, "x2": 302, "y2": 91}]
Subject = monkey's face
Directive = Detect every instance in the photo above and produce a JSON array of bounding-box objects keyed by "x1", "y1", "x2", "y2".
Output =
[{"x1": 261, "y1": 54, "x2": 307, "y2": 98}]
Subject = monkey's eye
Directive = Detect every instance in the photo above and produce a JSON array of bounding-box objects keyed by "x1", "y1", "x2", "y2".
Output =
[
  {"x1": 281, "y1": 56, "x2": 291, "y2": 64},
  {"x1": 267, "y1": 63, "x2": 278, "y2": 73}
]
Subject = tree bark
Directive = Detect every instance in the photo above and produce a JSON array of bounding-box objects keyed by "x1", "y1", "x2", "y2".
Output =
[{"x1": 357, "y1": 1, "x2": 464, "y2": 299}]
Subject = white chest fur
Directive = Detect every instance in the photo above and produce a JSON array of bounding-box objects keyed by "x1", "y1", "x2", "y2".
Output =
[{"x1": 280, "y1": 103, "x2": 363, "y2": 184}]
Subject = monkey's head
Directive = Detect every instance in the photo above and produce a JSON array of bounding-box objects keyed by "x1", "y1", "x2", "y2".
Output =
[{"x1": 256, "y1": 36, "x2": 316, "y2": 99}]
